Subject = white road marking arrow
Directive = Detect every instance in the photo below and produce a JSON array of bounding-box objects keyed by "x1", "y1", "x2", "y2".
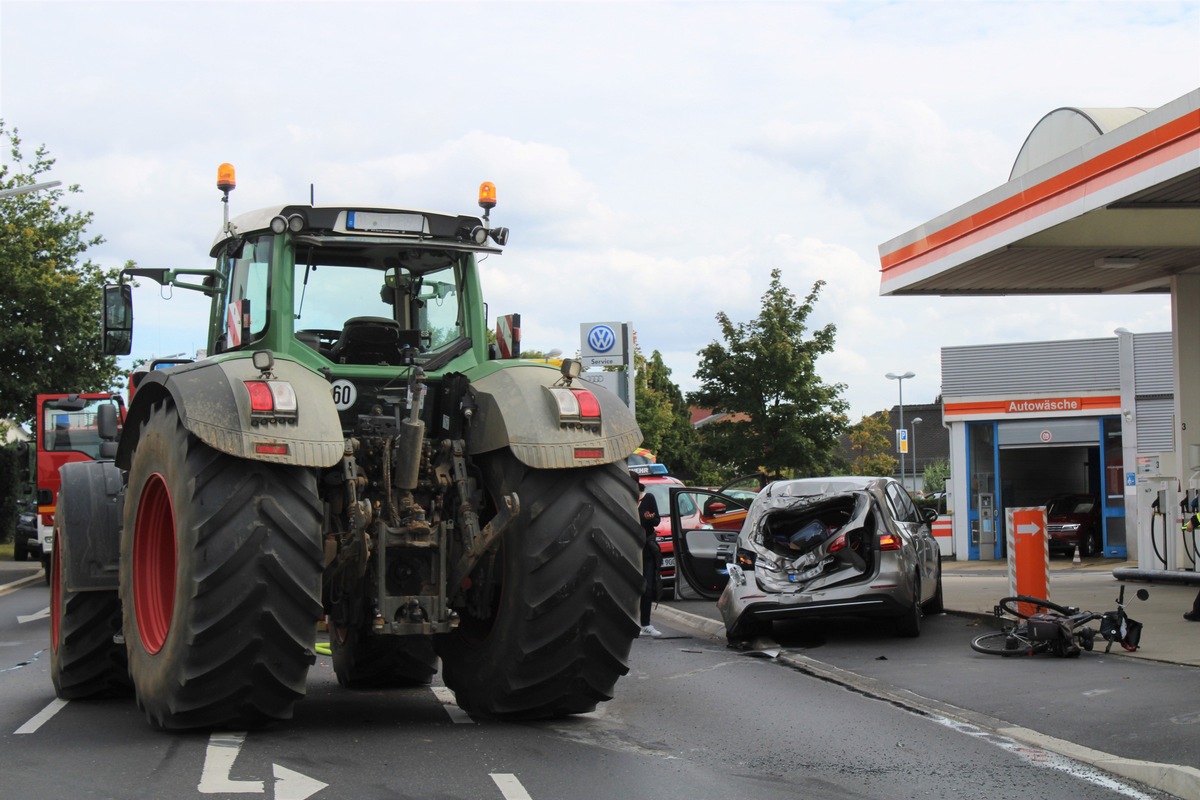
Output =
[
  {"x1": 17, "y1": 606, "x2": 50, "y2": 624},
  {"x1": 199, "y1": 732, "x2": 263, "y2": 794},
  {"x1": 1016, "y1": 522, "x2": 1042, "y2": 536},
  {"x1": 274, "y1": 764, "x2": 328, "y2": 800},
  {"x1": 491, "y1": 773, "x2": 534, "y2": 800},
  {"x1": 199, "y1": 732, "x2": 327, "y2": 799}
]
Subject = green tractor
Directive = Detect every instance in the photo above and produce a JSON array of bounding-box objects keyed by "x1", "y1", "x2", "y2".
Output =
[{"x1": 50, "y1": 166, "x2": 644, "y2": 729}]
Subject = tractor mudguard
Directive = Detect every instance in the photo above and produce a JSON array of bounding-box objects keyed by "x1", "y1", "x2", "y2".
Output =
[
  {"x1": 464, "y1": 364, "x2": 641, "y2": 470},
  {"x1": 57, "y1": 460, "x2": 123, "y2": 592},
  {"x1": 116, "y1": 356, "x2": 344, "y2": 471}
]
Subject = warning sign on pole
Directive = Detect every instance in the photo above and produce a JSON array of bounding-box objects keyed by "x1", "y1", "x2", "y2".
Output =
[{"x1": 1005, "y1": 506, "x2": 1049, "y2": 618}]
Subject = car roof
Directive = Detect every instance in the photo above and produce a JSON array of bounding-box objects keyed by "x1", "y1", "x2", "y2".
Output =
[
  {"x1": 768, "y1": 475, "x2": 888, "y2": 496},
  {"x1": 639, "y1": 475, "x2": 684, "y2": 486}
]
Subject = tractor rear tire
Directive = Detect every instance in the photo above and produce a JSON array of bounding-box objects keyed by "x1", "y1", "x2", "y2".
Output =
[
  {"x1": 331, "y1": 625, "x2": 437, "y2": 688},
  {"x1": 120, "y1": 401, "x2": 323, "y2": 730},
  {"x1": 50, "y1": 534, "x2": 131, "y2": 699},
  {"x1": 436, "y1": 452, "x2": 642, "y2": 719}
]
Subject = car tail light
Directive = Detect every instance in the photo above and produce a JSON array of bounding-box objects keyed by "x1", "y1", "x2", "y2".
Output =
[
  {"x1": 736, "y1": 547, "x2": 757, "y2": 569},
  {"x1": 828, "y1": 532, "x2": 847, "y2": 552},
  {"x1": 878, "y1": 532, "x2": 902, "y2": 551}
]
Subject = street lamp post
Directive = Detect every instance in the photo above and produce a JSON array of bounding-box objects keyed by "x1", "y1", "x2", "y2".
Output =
[
  {"x1": 911, "y1": 417, "x2": 923, "y2": 494},
  {"x1": 886, "y1": 371, "x2": 915, "y2": 490}
]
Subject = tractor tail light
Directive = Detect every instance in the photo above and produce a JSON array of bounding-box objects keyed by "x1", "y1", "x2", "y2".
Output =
[
  {"x1": 547, "y1": 387, "x2": 602, "y2": 428},
  {"x1": 244, "y1": 380, "x2": 298, "y2": 423}
]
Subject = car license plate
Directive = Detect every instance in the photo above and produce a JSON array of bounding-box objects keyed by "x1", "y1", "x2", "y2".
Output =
[
  {"x1": 788, "y1": 563, "x2": 824, "y2": 583},
  {"x1": 661, "y1": 557, "x2": 675, "y2": 568}
]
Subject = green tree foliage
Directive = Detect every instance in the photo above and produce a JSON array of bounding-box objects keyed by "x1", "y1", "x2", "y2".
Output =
[
  {"x1": 922, "y1": 457, "x2": 950, "y2": 494},
  {"x1": 0, "y1": 122, "x2": 121, "y2": 425},
  {"x1": 634, "y1": 348, "x2": 714, "y2": 483},
  {"x1": 689, "y1": 268, "x2": 848, "y2": 478},
  {"x1": 848, "y1": 410, "x2": 898, "y2": 477}
]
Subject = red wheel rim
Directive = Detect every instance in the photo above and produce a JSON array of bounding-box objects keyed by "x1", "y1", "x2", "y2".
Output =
[
  {"x1": 50, "y1": 533, "x2": 61, "y2": 654},
  {"x1": 133, "y1": 473, "x2": 177, "y2": 655}
]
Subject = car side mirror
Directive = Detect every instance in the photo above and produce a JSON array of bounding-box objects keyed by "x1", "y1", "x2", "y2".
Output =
[
  {"x1": 705, "y1": 501, "x2": 727, "y2": 516},
  {"x1": 922, "y1": 507, "x2": 939, "y2": 523}
]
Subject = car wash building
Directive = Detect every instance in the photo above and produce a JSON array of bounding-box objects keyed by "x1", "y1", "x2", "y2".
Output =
[
  {"x1": 878, "y1": 88, "x2": 1200, "y2": 570},
  {"x1": 939, "y1": 330, "x2": 1173, "y2": 562}
]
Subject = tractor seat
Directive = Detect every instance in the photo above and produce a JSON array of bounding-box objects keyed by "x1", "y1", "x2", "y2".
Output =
[{"x1": 329, "y1": 317, "x2": 415, "y2": 365}]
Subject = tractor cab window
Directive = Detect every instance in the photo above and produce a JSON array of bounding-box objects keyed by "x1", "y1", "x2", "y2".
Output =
[
  {"x1": 292, "y1": 248, "x2": 464, "y2": 364},
  {"x1": 216, "y1": 233, "x2": 273, "y2": 351}
]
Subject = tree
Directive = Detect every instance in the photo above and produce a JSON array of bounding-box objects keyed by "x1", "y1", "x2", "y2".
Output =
[
  {"x1": 0, "y1": 122, "x2": 121, "y2": 425},
  {"x1": 922, "y1": 457, "x2": 950, "y2": 494},
  {"x1": 847, "y1": 411, "x2": 898, "y2": 477},
  {"x1": 634, "y1": 348, "x2": 713, "y2": 483},
  {"x1": 689, "y1": 268, "x2": 848, "y2": 478}
]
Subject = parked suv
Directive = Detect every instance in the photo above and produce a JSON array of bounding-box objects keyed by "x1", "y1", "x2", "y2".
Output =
[
  {"x1": 1045, "y1": 494, "x2": 1102, "y2": 557},
  {"x1": 13, "y1": 501, "x2": 39, "y2": 562}
]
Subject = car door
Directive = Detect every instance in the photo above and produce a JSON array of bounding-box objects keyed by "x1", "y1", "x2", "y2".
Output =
[
  {"x1": 667, "y1": 487, "x2": 749, "y2": 600},
  {"x1": 884, "y1": 482, "x2": 938, "y2": 598}
]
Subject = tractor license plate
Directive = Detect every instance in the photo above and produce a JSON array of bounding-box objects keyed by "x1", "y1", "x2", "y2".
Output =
[{"x1": 661, "y1": 557, "x2": 675, "y2": 568}]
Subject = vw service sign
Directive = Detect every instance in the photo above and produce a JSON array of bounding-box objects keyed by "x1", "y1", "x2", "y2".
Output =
[{"x1": 580, "y1": 322, "x2": 625, "y2": 367}]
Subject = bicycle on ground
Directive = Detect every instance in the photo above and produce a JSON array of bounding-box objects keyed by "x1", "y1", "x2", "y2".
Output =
[{"x1": 970, "y1": 585, "x2": 1148, "y2": 658}]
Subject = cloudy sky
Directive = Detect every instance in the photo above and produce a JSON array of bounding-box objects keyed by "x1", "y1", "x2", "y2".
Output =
[{"x1": 2, "y1": 1, "x2": 1197, "y2": 420}]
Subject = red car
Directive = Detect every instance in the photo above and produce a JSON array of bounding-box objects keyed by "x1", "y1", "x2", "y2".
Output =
[
  {"x1": 637, "y1": 473, "x2": 694, "y2": 588},
  {"x1": 1045, "y1": 494, "x2": 1103, "y2": 557}
]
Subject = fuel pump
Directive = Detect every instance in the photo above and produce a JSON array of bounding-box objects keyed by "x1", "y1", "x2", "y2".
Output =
[
  {"x1": 1135, "y1": 452, "x2": 1181, "y2": 569},
  {"x1": 977, "y1": 492, "x2": 996, "y2": 561}
]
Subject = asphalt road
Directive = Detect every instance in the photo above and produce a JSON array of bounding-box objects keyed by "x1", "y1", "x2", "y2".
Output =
[{"x1": 0, "y1": 581, "x2": 1178, "y2": 800}]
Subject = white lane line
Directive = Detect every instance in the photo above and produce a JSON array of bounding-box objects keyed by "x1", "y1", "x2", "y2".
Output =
[
  {"x1": 17, "y1": 606, "x2": 50, "y2": 624},
  {"x1": 15, "y1": 697, "x2": 68, "y2": 734},
  {"x1": 491, "y1": 773, "x2": 534, "y2": 800},
  {"x1": 430, "y1": 685, "x2": 474, "y2": 724}
]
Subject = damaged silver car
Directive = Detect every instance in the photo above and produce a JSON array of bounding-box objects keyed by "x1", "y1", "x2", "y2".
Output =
[{"x1": 674, "y1": 477, "x2": 942, "y2": 640}]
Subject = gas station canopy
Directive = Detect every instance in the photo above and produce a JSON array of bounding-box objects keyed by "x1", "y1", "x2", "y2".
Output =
[{"x1": 878, "y1": 89, "x2": 1200, "y2": 297}]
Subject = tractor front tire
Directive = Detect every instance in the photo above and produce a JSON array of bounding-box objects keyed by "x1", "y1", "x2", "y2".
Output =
[
  {"x1": 437, "y1": 452, "x2": 643, "y2": 719},
  {"x1": 50, "y1": 532, "x2": 131, "y2": 699},
  {"x1": 120, "y1": 401, "x2": 323, "y2": 730},
  {"x1": 331, "y1": 625, "x2": 437, "y2": 688}
]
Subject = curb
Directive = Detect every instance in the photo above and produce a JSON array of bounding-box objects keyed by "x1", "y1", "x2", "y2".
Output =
[{"x1": 654, "y1": 603, "x2": 1200, "y2": 800}]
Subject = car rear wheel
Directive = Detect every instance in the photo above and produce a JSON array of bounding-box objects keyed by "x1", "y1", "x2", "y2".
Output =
[
  {"x1": 894, "y1": 574, "x2": 922, "y2": 637},
  {"x1": 923, "y1": 567, "x2": 944, "y2": 615}
]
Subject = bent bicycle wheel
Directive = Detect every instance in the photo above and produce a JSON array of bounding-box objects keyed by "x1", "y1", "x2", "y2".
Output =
[{"x1": 970, "y1": 631, "x2": 1039, "y2": 657}]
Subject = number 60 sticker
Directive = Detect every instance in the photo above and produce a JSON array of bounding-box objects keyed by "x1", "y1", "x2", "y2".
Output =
[{"x1": 330, "y1": 379, "x2": 357, "y2": 411}]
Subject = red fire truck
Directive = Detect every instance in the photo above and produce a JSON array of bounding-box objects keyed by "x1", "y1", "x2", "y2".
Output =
[{"x1": 35, "y1": 393, "x2": 125, "y2": 580}]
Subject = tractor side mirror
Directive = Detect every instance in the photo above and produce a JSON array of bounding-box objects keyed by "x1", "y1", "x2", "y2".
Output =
[{"x1": 103, "y1": 283, "x2": 134, "y2": 356}]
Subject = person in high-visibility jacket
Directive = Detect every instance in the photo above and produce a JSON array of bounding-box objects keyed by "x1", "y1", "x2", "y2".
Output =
[{"x1": 1185, "y1": 512, "x2": 1200, "y2": 622}]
